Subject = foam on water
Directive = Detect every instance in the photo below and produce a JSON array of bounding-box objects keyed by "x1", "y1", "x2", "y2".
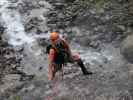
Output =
[
  {"x1": 0, "y1": 0, "x2": 36, "y2": 46},
  {"x1": 71, "y1": 43, "x2": 114, "y2": 65}
]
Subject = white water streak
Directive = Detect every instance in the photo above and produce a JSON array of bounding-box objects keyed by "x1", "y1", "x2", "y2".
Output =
[
  {"x1": 71, "y1": 43, "x2": 114, "y2": 65},
  {"x1": 0, "y1": 0, "x2": 35, "y2": 46}
]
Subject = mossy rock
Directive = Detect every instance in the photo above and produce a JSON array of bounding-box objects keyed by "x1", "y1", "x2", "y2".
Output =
[
  {"x1": 12, "y1": 95, "x2": 21, "y2": 100},
  {"x1": 120, "y1": 34, "x2": 133, "y2": 63}
]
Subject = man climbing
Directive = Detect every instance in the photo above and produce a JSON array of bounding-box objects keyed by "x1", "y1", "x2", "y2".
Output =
[{"x1": 46, "y1": 32, "x2": 92, "y2": 81}]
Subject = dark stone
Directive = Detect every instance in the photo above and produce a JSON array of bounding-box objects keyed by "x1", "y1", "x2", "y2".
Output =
[
  {"x1": 120, "y1": 34, "x2": 133, "y2": 63},
  {"x1": 64, "y1": 0, "x2": 75, "y2": 3},
  {"x1": 53, "y1": 3, "x2": 65, "y2": 9},
  {"x1": 74, "y1": 36, "x2": 91, "y2": 46}
]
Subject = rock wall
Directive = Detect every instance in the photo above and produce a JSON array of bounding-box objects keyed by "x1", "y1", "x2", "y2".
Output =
[
  {"x1": 121, "y1": 34, "x2": 133, "y2": 63},
  {"x1": 0, "y1": 25, "x2": 21, "y2": 83},
  {"x1": 45, "y1": 0, "x2": 133, "y2": 61},
  {"x1": 0, "y1": 0, "x2": 132, "y2": 100},
  {"x1": 46, "y1": 0, "x2": 132, "y2": 41}
]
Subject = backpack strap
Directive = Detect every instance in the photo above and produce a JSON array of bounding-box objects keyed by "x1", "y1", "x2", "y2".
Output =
[
  {"x1": 51, "y1": 43, "x2": 59, "y2": 53},
  {"x1": 51, "y1": 39, "x2": 68, "y2": 54}
]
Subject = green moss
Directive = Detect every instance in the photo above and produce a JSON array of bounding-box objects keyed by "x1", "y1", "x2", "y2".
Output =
[
  {"x1": 94, "y1": 0, "x2": 109, "y2": 13},
  {"x1": 95, "y1": 0, "x2": 105, "y2": 7},
  {"x1": 77, "y1": 0, "x2": 108, "y2": 10},
  {"x1": 78, "y1": 0, "x2": 91, "y2": 8},
  {"x1": 12, "y1": 95, "x2": 21, "y2": 100}
]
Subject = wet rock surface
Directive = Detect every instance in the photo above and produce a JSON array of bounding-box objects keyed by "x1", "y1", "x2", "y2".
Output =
[
  {"x1": 120, "y1": 34, "x2": 133, "y2": 63},
  {"x1": 0, "y1": 0, "x2": 132, "y2": 100},
  {"x1": 46, "y1": 0, "x2": 133, "y2": 46}
]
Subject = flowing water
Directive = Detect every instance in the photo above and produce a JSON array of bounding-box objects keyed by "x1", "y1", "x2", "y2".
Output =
[
  {"x1": 0, "y1": 0, "x2": 51, "y2": 76},
  {"x1": 0, "y1": 0, "x2": 35, "y2": 46}
]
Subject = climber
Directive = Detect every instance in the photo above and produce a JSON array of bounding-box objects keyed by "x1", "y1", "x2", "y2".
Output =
[{"x1": 46, "y1": 32, "x2": 93, "y2": 81}]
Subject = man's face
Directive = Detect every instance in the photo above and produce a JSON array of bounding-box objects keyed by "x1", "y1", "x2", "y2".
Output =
[
  {"x1": 50, "y1": 39, "x2": 56, "y2": 44},
  {"x1": 50, "y1": 36, "x2": 59, "y2": 44}
]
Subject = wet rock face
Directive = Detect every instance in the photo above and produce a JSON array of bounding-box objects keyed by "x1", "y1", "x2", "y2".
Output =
[
  {"x1": 17, "y1": 0, "x2": 51, "y2": 33},
  {"x1": 0, "y1": 26, "x2": 5, "y2": 40},
  {"x1": 0, "y1": 24, "x2": 22, "y2": 83},
  {"x1": 0, "y1": 44, "x2": 21, "y2": 78},
  {"x1": 120, "y1": 34, "x2": 133, "y2": 63},
  {"x1": 24, "y1": 17, "x2": 47, "y2": 33},
  {"x1": 0, "y1": 0, "x2": 132, "y2": 100},
  {"x1": 46, "y1": 0, "x2": 132, "y2": 47}
]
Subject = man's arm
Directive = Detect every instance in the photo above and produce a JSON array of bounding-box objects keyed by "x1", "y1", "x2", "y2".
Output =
[
  {"x1": 62, "y1": 39, "x2": 72, "y2": 55},
  {"x1": 48, "y1": 48, "x2": 55, "y2": 62},
  {"x1": 48, "y1": 48, "x2": 55, "y2": 80}
]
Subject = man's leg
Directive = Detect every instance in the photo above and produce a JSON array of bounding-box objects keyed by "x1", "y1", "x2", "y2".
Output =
[
  {"x1": 72, "y1": 54, "x2": 93, "y2": 75},
  {"x1": 48, "y1": 64, "x2": 54, "y2": 80},
  {"x1": 77, "y1": 59, "x2": 93, "y2": 75}
]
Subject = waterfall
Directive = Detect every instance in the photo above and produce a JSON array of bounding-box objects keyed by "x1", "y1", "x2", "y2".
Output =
[
  {"x1": 0, "y1": 0, "x2": 53, "y2": 76},
  {"x1": 0, "y1": 0, "x2": 36, "y2": 46}
]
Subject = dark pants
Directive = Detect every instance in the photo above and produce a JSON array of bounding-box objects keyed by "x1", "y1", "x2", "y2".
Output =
[
  {"x1": 68, "y1": 54, "x2": 89, "y2": 74},
  {"x1": 54, "y1": 53, "x2": 89, "y2": 75}
]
